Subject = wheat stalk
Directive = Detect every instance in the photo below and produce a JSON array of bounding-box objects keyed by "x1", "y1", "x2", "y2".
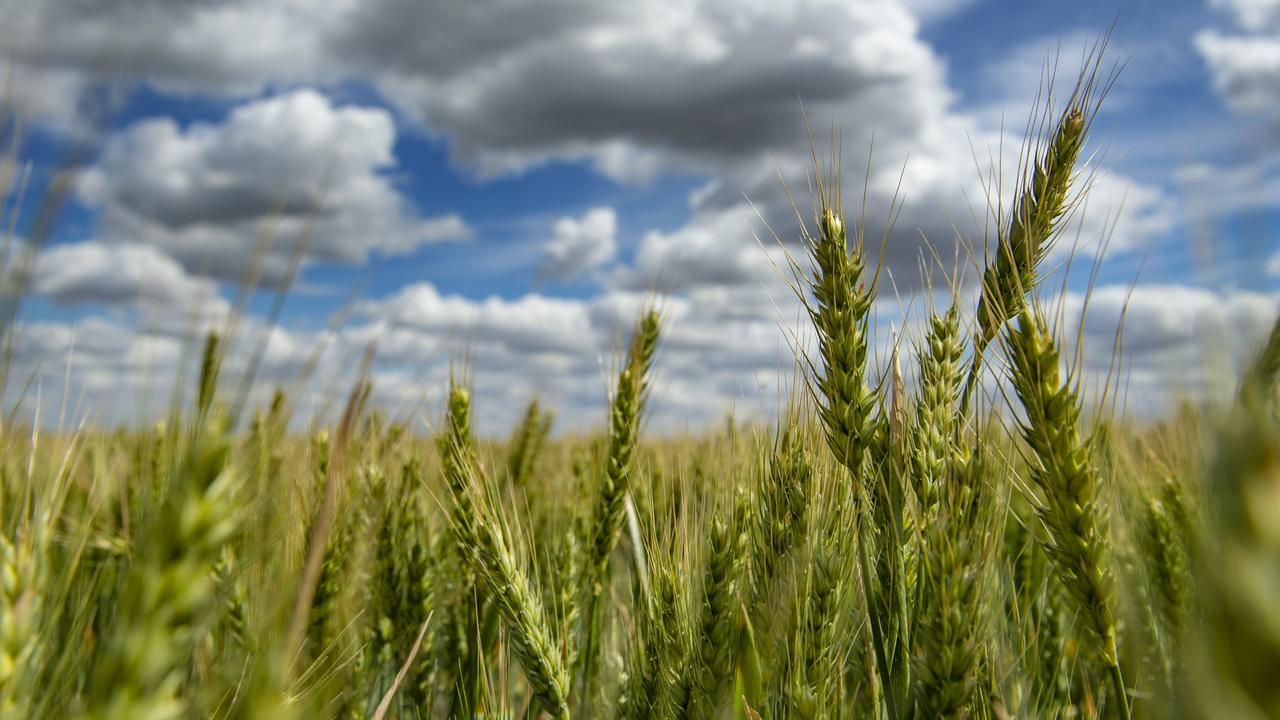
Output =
[
  {"x1": 0, "y1": 533, "x2": 39, "y2": 720},
  {"x1": 911, "y1": 452, "x2": 994, "y2": 719},
  {"x1": 1004, "y1": 307, "x2": 1128, "y2": 717},
  {"x1": 804, "y1": 201, "x2": 877, "y2": 475},
  {"x1": 962, "y1": 53, "x2": 1109, "y2": 408},
  {"x1": 1192, "y1": 398, "x2": 1280, "y2": 718},
  {"x1": 439, "y1": 383, "x2": 572, "y2": 719},
  {"x1": 910, "y1": 306, "x2": 966, "y2": 518},
  {"x1": 1239, "y1": 311, "x2": 1280, "y2": 408},
  {"x1": 579, "y1": 309, "x2": 661, "y2": 700},
  {"x1": 681, "y1": 512, "x2": 740, "y2": 718},
  {"x1": 747, "y1": 430, "x2": 812, "y2": 617},
  {"x1": 506, "y1": 397, "x2": 553, "y2": 489},
  {"x1": 1137, "y1": 494, "x2": 1190, "y2": 682},
  {"x1": 77, "y1": 420, "x2": 240, "y2": 720}
]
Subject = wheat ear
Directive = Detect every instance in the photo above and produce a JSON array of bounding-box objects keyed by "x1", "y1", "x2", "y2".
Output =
[
  {"x1": 439, "y1": 384, "x2": 572, "y2": 718},
  {"x1": 1004, "y1": 307, "x2": 1128, "y2": 717},
  {"x1": 962, "y1": 56, "x2": 1107, "y2": 408},
  {"x1": 77, "y1": 420, "x2": 240, "y2": 720},
  {"x1": 578, "y1": 309, "x2": 661, "y2": 700},
  {"x1": 681, "y1": 512, "x2": 740, "y2": 718},
  {"x1": 909, "y1": 305, "x2": 965, "y2": 519}
]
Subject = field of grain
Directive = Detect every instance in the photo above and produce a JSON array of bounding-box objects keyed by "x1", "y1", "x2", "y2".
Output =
[{"x1": 1, "y1": 52, "x2": 1278, "y2": 720}]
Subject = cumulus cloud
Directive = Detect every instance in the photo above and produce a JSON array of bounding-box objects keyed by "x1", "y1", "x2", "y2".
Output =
[
  {"x1": 1067, "y1": 170, "x2": 1179, "y2": 256},
  {"x1": 77, "y1": 90, "x2": 471, "y2": 284},
  {"x1": 343, "y1": 279, "x2": 817, "y2": 432},
  {"x1": 32, "y1": 241, "x2": 215, "y2": 305},
  {"x1": 540, "y1": 206, "x2": 618, "y2": 282},
  {"x1": 5, "y1": 307, "x2": 330, "y2": 428},
  {"x1": 613, "y1": 204, "x2": 787, "y2": 293},
  {"x1": 5, "y1": 0, "x2": 1169, "y2": 294},
  {"x1": 1196, "y1": 33, "x2": 1280, "y2": 125},
  {"x1": 1063, "y1": 283, "x2": 1279, "y2": 414},
  {"x1": 359, "y1": 282, "x2": 598, "y2": 358},
  {"x1": 1175, "y1": 156, "x2": 1280, "y2": 216},
  {"x1": 334, "y1": 0, "x2": 1004, "y2": 285},
  {"x1": 0, "y1": 0, "x2": 334, "y2": 99},
  {"x1": 322, "y1": 0, "x2": 1033, "y2": 294},
  {"x1": 1209, "y1": 0, "x2": 1280, "y2": 32},
  {"x1": 1197, "y1": 0, "x2": 1280, "y2": 132},
  {"x1": 337, "y1": 279, "x2": 1273, "y2": 435},
  {"x1": 13, "y1": 278, "x2": 1275, "y2": 434},
  {"x1": 345, "y1": 0, "x2": 934, "y2": 176}
]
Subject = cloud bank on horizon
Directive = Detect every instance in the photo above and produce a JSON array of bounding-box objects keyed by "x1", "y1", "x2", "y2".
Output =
[{"x1": 1, "y1": 0, "x2": 1277, "y2": 434}]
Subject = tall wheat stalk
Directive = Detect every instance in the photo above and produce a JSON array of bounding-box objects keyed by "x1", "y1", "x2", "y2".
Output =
[
  {"x1": 578, "y1": 309, "x2": 661, "y2": 702},
  {"x1": 1004, "y1": 307, "x2": 1128, "y2": 718},
  {"x1": 961, "y1": 52, "x2": 1109, "y2": 409},
  {"x1": 77, "y1": 420, "x2": 240, "y2": 720},
  {"x1": 439, "y1": 384, "x2": 572, "y2": 718}
]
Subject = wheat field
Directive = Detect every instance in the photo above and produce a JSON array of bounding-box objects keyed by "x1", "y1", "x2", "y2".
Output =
[{"x1": 1, "y1": 54, "x2": 1278, "y2": 720}]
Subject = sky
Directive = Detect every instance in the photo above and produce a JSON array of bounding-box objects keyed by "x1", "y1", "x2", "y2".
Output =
[{"x1": 0, "y1": 0, "x2": 1277, "y2": 435}]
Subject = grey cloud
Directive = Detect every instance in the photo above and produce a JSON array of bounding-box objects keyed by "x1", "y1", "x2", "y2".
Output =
[
  {"x1": 329, "y1": 0, "x2": 609, "y2": 78},
  {"x1": 1077, "y1": 284, "x2": 1277, "y2": 357},
  {"x1": 110, "y1": 180, "x2": 327, "y2": 231},
  {"x1": 418, "y1": 52, "x2": 872, "y2": 164},
  {"x1": 354, "y1": 0, "x2": 941, "y2": 181},
  {"x1": 0, "y1": 0, "x2": 332, "y2": 98}
]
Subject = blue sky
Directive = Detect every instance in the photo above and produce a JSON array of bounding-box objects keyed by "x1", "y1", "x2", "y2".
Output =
[{"x1": 2, "y1": 0, "x2": 1277, "y2": 433}]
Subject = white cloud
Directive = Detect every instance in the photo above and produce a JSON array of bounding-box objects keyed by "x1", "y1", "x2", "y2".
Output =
[
  {"x1": 1196, "y1": 32, "x2": 1280, "y2": 125},
  {"x1": 1175, "y1": 156, "x2": 1280, "y2": 216},
  {"x1": 1067, "y1": 169, "x2": 1180, "y2": 256},
  {"x1": 9, "y1": 276, "x2": 1276, "y2": 434},
  {"x1": 540, "y1": 206, "x2": 618, "y2": 282},
  {"x1": 343, "y1": 279, "x2": 816, "y2": 433},
  {"x1": 1197, "y1": 0, "x2": 1280, "y2": 131},
  {"x1": 23, "y1": 240, "x2": 238, "y2": 341},
  {"x1": 77, "y1": 89, "x2": 471, "y2": 283},
  {"x1": 359, "y1": 282, "x2": 598, "y2": 358},
  {"x1": 613, "y1": 203, "x2": 789, "y2": 293},
  {"x1": 32, "y1": 242, "x2": 214, "y2": 306},
  {"x1": 6, "y1": 309, "x2": 328, "y2": 428},
  {"x1": 899, "y1": 0, "x2": 984, "y2": 23},
  {"x1": 1063, "y1": 283, "x2": 1279, "y2": 414},
  {"x1": 1209, "y1": 0, "x2": 1280, "y2": 31}
]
